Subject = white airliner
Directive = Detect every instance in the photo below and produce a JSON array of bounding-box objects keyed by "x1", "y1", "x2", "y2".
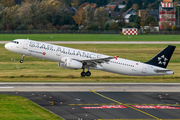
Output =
[{"x1": 5, "y1": 39, "x2": 176, "y2": 77}]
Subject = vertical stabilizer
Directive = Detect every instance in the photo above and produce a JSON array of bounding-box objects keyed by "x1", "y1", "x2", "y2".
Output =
[{"x1": 145, "y1": 45, "x2": 176, "y2": 68}]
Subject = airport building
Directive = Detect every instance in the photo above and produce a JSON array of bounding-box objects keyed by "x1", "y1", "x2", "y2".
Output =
[{"x1": 159, "y1": 0, "x2": 176, "y2": 29}]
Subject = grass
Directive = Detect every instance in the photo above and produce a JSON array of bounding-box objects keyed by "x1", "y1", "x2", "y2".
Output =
[
  {"x1": 0, "y1": 94, "x2": 62, "y2": 120},
  {"x1": 1, "y1": 44, "x2": 180, "y2": 82},
  {"x1": 0, "y1": 34, "x2": 180, "y2": 41}
]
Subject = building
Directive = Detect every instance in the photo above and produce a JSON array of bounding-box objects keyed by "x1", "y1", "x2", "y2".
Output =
[
  {"x1": 159, "y1": 0, "x2": 175, "y2": 29},
  {"x1": 106, "y1": 3, "x2": 125, "y2": 13},
  {"x1": 138, "y1": 9, "x2": 159, "y2": 21},
  {"x1": 122, "y1": 8, "x2": 137, "y2": 23}
]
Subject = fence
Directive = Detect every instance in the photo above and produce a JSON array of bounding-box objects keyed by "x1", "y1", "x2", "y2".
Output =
[
  {"x1": 0, "y1": 30, "x2": 122, "y2": 34},
  {"x1": 0, "y1": 30, "x2": 180, "y2": 35}
]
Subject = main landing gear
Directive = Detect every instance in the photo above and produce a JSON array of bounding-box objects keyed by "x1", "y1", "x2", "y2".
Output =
[
  {"x1": 81, "y1": 69, "x2": 91, "y2": 77},
  {"x1": 20, "y1": 55, "x2": 25, "y2": 63}
]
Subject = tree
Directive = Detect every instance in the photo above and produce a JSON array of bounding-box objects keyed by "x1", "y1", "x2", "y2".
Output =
[
  {"x1": 96, "y1": 0, "x2": 108, "y2": 7},
  {"x1": 84, "y1": 4, "x2": 94, "y2": 25},
  {"x1": 2, "y1": 6, "x2": 18, "y2": 30},
  {"x1": 109, "y1": 22, "x2": 119, "y2": 30},
  {"x1": 72, "y1": 10, "x2": 85, "y2": 27},
  {"x1": 94, "y1": 7, "x2": 109, "y2": 27},
  {"x1": 147, "y1": 3, "x2": 153, "y2": 9},
  {"x1": 129, "y1": 15, "x2": 136, "y2": 22},
  {"x1": 114, "y1": 4, "x2": 120, "y2": 12},
  {"x1": 14, "y1": 0, "x2": 22, "y2": 4},
  {"x1": 62, "y1": 0, "x2": 71, "y2": 7},
  {"x1": 146, "y1": 16, "x2": 156, "y2": 25},
  {"x1": 161, "y1": 22, "x2": 170, "y2": 30},
  {"x1": 1, "y1": 0, "x2": 15, "y2": 7},
  {"x1": 137, "y1": 0, "x2": 142, "y2": 9},
  {"x1": 17, "y1": 2, "x2": 32, "y2": 25},
  {"x1": 122, "y1": 1, "x2": 126, "y2": 4},
  {"x1": 72, "y1": 0, "x2": 81, "y2": 6},
  {"x1": 72, "y1": 3, "x2": 90, "y2": 27},
  {"x1": 153, "y1": 1, "x2": 160, "y2": 9},
  {"x1": 114, "y1": 15, "x2": 125, "y2": 27},
  {"x1": 132, "y1": 4, "x2": 139, "y2": 12},
  {"x1": 134, "y1": 15, "x2": 141, "y2": 29},
  {"x1": 149, "y1": 21, "x2": 156, "y2": 31},
  {"x1": 172, "y1": 25, "x2": 177, "y2": 31},
  {"x1": 126, "y1": 0, "x2": 132, "y2": 10},
  {"x1": 142, "y1": 1, "x2": 149, "y2": 9},
  {"x1": 139, "y1": 10, "x2": 149, "y2": 30},
  {"x1": 85, "y1": 23, "x2": 99, "y2": 30},
  {"x1": 104, "y1": 21, "x2": 113, "y2": 30}
]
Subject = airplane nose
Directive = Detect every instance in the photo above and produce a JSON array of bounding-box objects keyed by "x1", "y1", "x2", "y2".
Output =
[{"x1": 5, "y1": 43, "x2": 9, "y2": 50}]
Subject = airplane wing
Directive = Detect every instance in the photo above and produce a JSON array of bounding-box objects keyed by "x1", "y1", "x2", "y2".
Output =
[{"x1": 73, "y1": 57, "x2": 114, "y2": 67}]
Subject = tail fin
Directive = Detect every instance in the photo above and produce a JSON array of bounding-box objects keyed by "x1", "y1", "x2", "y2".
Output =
[{"x1": 145, "y1": 45, "x2": 176, "y2": 68}]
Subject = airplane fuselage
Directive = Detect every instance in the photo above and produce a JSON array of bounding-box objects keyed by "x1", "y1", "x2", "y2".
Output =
[{"x1": 5, "y1": 39, "x2": 174, "y2": 76}]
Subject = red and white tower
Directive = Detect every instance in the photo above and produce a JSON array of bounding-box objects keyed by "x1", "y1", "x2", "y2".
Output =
[{"x1": 159, "y1": 0, "x2": 176, "y2": 29}]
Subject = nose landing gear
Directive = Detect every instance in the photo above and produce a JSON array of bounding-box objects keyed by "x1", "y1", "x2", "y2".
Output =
[{"x1": 20, "y1": 55, "x2": 25, "y2": 63}]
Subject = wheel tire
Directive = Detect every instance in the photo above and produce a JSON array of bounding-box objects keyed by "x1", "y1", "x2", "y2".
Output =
[
  {"x1": 20, "y1": 60, "x2": 23, "y2": 63},
  {"x1": 81, "y1": 72, "x2": 86, "y2": 77},
  {"x1": 86, "y1": 71, "x2": 91, "y2": 77}
]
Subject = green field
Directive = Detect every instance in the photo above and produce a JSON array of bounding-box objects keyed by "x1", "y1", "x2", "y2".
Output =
[
  {"x1": 1, "y1": 44, "x2": 180, "y2": 82},
  {"x1": 0, "y1": 34, "x2": 180, "y2": 41},
  {"x1": 0, "y1": 94, "x2": 62, "y2": 120}
]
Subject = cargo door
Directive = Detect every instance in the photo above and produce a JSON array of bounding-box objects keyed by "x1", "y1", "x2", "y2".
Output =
[{"x1": 142, "y1": 64, "x2": 147, "y2": 74}]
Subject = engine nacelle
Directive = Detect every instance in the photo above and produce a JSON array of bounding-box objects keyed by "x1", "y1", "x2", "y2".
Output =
[
  {"x1": 58, "y1": 62, "x2": 72, "y2": 69},
  {"x1": 59, "y1": 58, "x2": 83, "y2": 69}
]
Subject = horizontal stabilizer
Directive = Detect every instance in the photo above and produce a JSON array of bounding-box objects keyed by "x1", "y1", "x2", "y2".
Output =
[{"x1": 154, "y1": 69, "x2": 174, "y2": 74}]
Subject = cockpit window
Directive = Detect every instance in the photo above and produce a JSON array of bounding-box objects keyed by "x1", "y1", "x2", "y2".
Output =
[{"x1": 11, "y1": 41, "x2": 19, "y2": 44}]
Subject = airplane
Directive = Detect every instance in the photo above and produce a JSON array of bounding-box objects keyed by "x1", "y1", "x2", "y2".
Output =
[{"x1": 5, "y1": 39, "x2": 176, "y2": 77}]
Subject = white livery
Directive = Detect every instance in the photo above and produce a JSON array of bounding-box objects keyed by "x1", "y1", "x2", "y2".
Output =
[{"x1": 5, "y1": 39, "x2": 176, "y2": 77}]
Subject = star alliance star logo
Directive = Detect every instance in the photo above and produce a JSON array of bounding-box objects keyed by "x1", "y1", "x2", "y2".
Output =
[{"x1": 158, "y1": 55, "x2": 168, "y2": 66}]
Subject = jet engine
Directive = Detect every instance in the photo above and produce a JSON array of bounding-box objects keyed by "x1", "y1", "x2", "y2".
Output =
[{"x1": 59, "y1": 58, "x2": 83, "y2": 69}]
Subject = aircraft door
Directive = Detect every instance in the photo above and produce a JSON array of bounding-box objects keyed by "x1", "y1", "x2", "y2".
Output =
[
  {"x1": 23, "y1": 40, "x2": 29, "y2": 49},
  {"x1": 142, "y1": 64, "x2": 147, "y2": 74}
]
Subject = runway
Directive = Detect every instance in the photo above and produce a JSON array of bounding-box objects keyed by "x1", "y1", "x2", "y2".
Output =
[{"x1": 0, "y1": 83, "x2": 180, "y2": 120}]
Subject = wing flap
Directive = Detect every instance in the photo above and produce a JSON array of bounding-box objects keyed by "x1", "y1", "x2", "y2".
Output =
[{"x1": 73, "y1": 57, "x2": 114, "y2": 67}]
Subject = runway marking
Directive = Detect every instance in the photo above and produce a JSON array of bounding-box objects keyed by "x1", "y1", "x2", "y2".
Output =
[
  {"x1": 68, "y1": 103, "x2": 180, "y2": 106},
  {"x1": 98, "y1": 118, "x2": 180, "y2": 120},
  {"x1": 0, "y1": 87, "x2": 14, "y2": 88},
  {"x1": 83, "y1": 105, "x2": 127, "y2": 109},
  {"x1": 132, "y1": 105, "x2": 180, "y2": 109},
  {"x1": 92, "y1": 90, "x2": 160, "y2": 120}
]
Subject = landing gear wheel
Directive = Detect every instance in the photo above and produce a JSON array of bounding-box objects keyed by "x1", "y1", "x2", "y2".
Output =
[
  {"x1": 20, "y1": 60, "x2": 23, "y2": 63},
  {"x1": 20, "y1": 55, "x2": 25, "y2": 63},
  {"x1": 86, "y1": 71, "x2": 91, "y2": 77},
  {"x1": 81, "y1": 72, "x2": 86, "y2": 77}
]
